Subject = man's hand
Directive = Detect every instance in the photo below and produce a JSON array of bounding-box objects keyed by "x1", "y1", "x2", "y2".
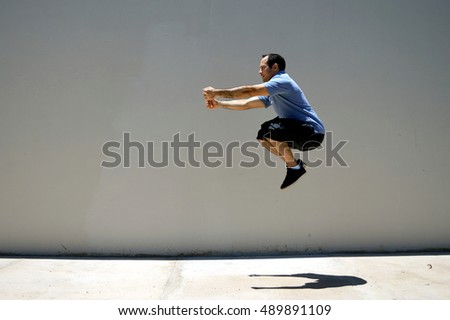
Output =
[
  {"x1": 202, "y1": 86, "x2": 216, "y2": 100},
  {"x1": 205, "y1": 98, "x2": 220, "y2": 110}
]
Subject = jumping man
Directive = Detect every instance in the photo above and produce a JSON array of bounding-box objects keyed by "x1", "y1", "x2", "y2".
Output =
[{"x1": 203, "y1": 53, "x2": 325, "y2": 189}]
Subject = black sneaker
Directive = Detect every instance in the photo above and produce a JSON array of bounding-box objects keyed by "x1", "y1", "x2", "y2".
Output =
[{"x1": 280, "y1": 160, "x2": 306, "y2": 189}]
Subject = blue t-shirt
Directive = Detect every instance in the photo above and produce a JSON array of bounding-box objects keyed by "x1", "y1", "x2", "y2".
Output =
[{"x1": 258, "y1": 71, "x2": 325, "y2": 134}]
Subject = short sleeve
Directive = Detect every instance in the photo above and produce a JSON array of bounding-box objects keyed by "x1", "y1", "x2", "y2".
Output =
[
  {"x1": 264, "y1": 78, "x2": 291, "y2": 96},
  {"x1": 258, "y1": 96, "x2": 271, "y2": 108}
]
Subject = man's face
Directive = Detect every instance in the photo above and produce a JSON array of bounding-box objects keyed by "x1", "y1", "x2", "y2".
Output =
[{"x1": 259, "y1": 56, "x2": 277, "y2": 82}]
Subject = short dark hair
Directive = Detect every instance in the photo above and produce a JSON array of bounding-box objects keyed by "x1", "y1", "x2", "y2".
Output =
[{"x1": 262, "y1": 53, "x2": 286, "y2": 71}]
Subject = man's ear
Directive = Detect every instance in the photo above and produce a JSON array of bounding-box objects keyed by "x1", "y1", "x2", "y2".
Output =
[{"x1": 272, "y1": 63, "x2": 279, "y2": 72}]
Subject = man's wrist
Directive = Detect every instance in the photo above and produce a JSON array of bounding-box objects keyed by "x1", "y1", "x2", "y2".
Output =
[
  {"x1": 215, "y1": 100, "x2": 224, "y2": 108},
  {"x1": 215, "y1": 89, "x2": 226, "y2": 98}
]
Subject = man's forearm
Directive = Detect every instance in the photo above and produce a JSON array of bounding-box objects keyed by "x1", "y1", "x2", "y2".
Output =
[
  {"x1": 213, "y1": 96, "x2": 265, "y2": 110},
  {"x1": 213, "y1": 84, "x2": 268, "y2": 99},
  {"x1": 203, "y1": 84, "x2": 268, "y2": 100},
  {"x1": 214, "y1": 86, "x2": 252, "y2": 99},
  {"x1": 216, "y1": 99, "x2": 249, "y2": 110}
]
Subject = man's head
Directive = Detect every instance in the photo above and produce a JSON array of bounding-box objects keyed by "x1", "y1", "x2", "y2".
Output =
[{"x1": 259, "y1": 53, "x2": 286, "y2": 82}]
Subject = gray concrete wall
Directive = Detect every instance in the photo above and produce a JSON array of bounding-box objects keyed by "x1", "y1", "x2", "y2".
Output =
[{"x1": 1, "y1": 0, "x2": 449, "y2": 256}]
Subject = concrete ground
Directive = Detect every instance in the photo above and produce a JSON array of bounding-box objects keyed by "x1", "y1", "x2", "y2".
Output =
[{"x1": 0, "y1": 253, "x2": 449, "y2": 300}]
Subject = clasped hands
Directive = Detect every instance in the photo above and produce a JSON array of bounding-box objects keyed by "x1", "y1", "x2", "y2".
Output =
[{"x1": 202, "y1": 86, "x2": 218, "y2": 109}]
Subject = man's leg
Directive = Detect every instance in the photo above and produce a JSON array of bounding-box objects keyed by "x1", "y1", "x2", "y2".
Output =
[
  {"x1": 259, "y1": 137, "x2": 306, "y2": 189},
  {"x1": 258, "y1": 138, "x2": 297, "y2": 167}
]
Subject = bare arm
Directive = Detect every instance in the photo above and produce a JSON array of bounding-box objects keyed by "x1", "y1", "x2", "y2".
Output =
[
  {"x1": 203, "y1": 84, "x2": 269, "y2": 100},
  {"x1": 206, "y1": 96, "x2": 265, "y2": 110}
]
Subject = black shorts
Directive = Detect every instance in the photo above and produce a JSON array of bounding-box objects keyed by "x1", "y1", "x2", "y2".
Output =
[{"x1": 256, "y1": 117, "x2": 324, "y2": 151}]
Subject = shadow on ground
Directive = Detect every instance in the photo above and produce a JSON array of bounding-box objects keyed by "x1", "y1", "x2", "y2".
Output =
[{"x1": 250, "y1": 273, "x2": 367, "y2": 290}]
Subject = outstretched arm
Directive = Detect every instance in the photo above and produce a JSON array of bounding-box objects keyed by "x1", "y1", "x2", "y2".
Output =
[
  {"x1": 203, "y1": 84, "x2": 269, "y2": 100},
  {"x1": 206, "y1": 96, "x2": 265, "y2": 110}
]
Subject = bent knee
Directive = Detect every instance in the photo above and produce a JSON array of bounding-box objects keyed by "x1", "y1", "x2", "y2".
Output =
[{"x1": 258, "y1": 138, "x2": 270, "y2": 147}]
